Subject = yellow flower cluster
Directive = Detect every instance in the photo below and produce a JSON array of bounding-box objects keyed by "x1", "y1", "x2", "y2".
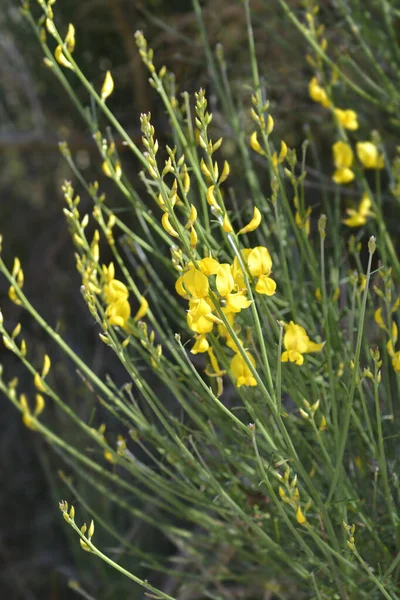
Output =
[
  {"x1": 175, "y1": 247, "x2": 276, "y2": 387},
  {"x1": 102, "y1": 263, "x2": 148, "y2": 329},
  {"x1": 332, "y1": 140, "x2": 384, "y2": 185}
]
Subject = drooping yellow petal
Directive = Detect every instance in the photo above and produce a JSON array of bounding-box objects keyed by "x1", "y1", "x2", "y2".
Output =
[
  {"x1": 250, "y1": 131, "x2": 266, "y2": 156},
  {"x1": 65, "y1": 23, "x2": 76, "y2": 53},
  {"x1": 238, "y1": 207, "x2": 262, "y2": 235},
  {"x1": 161, "y1": 213, "x2": 179, "y2": 238},
  {"x1": 34, "y1": 394, "x2": 45, "y2": 417},
  {"x1": 222, "y1": 213, "x2": 233, "y2": 233},
  {"x1": 101, "y1": 70, "x2": 114, "y2": 101},
  {"x1": 206, "y1": 185, "x2": 218, "y2": 209},
  {"x1": 255, "y1": 274, "x2": 276, "y2": 296},
  {"x1": 296, "y1": 506, "x2": 307, "y2": 526},
  {"x1": 190, "y1": 227, "x2": 198, "y2": 248},
  {"x1": 42, "y1": 354, "x2": 51, "y2": 378},
  {"x1": 191, "y1": 334, "x2": 209, "y2": 354},
  {"x1": 133, "y1": 296, "x2": 149, "y2": 322},
  {"x1": 185, "y1": 204, "x2": 198, "y2": 229},
  {"x1": 55, "y1": 45, "x2": 72, "y2": 69},
  {"x1": 266, "y1": 114, "x2": 274, "y2": 134}
]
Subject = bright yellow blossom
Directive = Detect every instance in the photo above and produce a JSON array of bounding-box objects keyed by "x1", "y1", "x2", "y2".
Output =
[
  {"x1": 238, "y1": 207, "x2": 262, "y2": 235},
  {"x1": 106, "y1": 299, "x2": 131, "y2": 328},
  {"x1": 104, "y1": 279, "x2": 129, "y2": 304},
  {"x1": 281, "y1": 321, "x2": 324, "y2": 366},
  {"x1": 334, "y1": 109, "x2": 358, "y2": 130},
  {"x1": 255, "y1": 273, "x2": 277, "y2": 296},
  {"x1": 225, "y1": 291, "x2": 252, "y2": 313},
  {"x1": 343, "y1": 194, "x2": 372, "y2": 228},
  {"x1": 187, "y1": 298, "x2": 219, "y2": 334},
  {"x1": 230, "y1": 352, "x2": 257, "y2": 387},
  {"x1": 191, "y1": 334, "x2": 209, "y2": 354},
  {"x1": 308, "y1": 77, "x2": 330, "y2": 108},
  {"x1": 272, "y1": 140, "x2": 288, "y2": 167},
  {"x1": 182, "y1": 269, "x2": 209, "y2": 298},
  {"x1": 392, "y1": 352, "x2": 400, "y2": 373},
  {"x1": 250, "y1": 131, "x2": 266, "y2": 156},
  {"x1": 198, "y1": 257, "x2": 220, "y2": 276},
  {"x1": 356, "y1": 142, "x2": 384, "y2": 169},
  {"x1": 133, "y1": 296, "x2": 149, "y2": 322},
  {"x1": 332, "y1": 140, "x2": 354, "y2": 184},
  {"x1": 216, "y1": 264, "x2": 234, "y2": 297}
]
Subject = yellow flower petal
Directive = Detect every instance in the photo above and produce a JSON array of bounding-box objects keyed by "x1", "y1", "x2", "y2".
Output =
[
  {"x1": 133, "y1": 296, "x2": 149, "y2": 322},
  {"x1": 238, "y1": 207, "x2": 262, "y2": 235},
  {"x1": 101, "y1": 70, "x2": 114, "y2": 101}
]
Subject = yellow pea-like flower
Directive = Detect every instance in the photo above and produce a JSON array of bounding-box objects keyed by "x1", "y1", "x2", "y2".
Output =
[
  {"x1": 238, "y1": 207, "x2": 262, "y2": 235},
  {"x1": 250, "y1": 131, "x2": 266, "y2": 156},
  {"x1": 101, "y1": 70, "x2": 114, "y2": 101},
  {"x1": 206, "y1": 185, "x2": 218, "y2": 209},
  {"x1": 55, "y1": 45, "x2": 72, "y2": 69},
  {"x1": 133, "y1": 296, "x2": 149, "y2": 322},
  {"x1": 296, "y1": 506, "x2": 307, "y2": 526},
  {"x1": 161, "y1": 213, "x2": 179, "y2": 238}
]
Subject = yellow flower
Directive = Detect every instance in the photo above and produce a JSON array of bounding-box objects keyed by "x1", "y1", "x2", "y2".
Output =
[
  {"x1": 225, "y1": 291, "x2": 252, "y2": 313},
  {"x1": 206, "y1": 347, "x2": 226, "y2": 377},
  {"x1": 392, "y1": 351, "x2": 400, "y2": 373},
  {"x1": 101, "y1": 70, "x2": 114, "y2": 102},
  {"x1": 343, "y1": 194, "x2": 372, "y2": 227},
  {"x1": 250, "y1": 131, "x2": 266, "y2": 156},
  {"x1": 308, "y1": 77, "x2": 330, "y2": 108},
  {"x1": 182, "y1": 269, "x2": 209, "y2": 298},
  {"x1": 272, "y1": 140, "x2": 288, "y2": 167},
  {"x1": 187, "y1": 298, "x2": 219, "y2": 334},
  {"x1": 104, "y1": 279, "x2": 129, "y2": 304},
  {"x1": 334, "y1": 109, "x2": 358, "y2": 131},
  {"x1": 255, "y1": 273, "x2": 276, "y2": 296},
  {"x1": 238, "y1": 207, "x2": 262, "y2": 235},
  {"x1": 191, "y1": 334, "x2": 209, "y2": 354},
  {"x1": 356, "y1": 142, "x2": 384, "y2": 169},
  {"x1": 247, "y1": 246, "x2": 273, "y2": 277},
  {"x1": 296, "y1": 506, "x2": 307, "y2": 526},
  {"x1": 230, "y1": 352, "x2": 257, "y2": 387},
  {"x1": 281, "y1": 321, "x2": 324, "y2": 366},
  {"x1": 332, "y1": 141, "x2": 354, "y2": 184},
  {"x1": 216, "y1": 263, "x2": 234, "y2": 297},
  {"x1": 198, "y1": 257, "x2": 220, "y2": 276},
  {"x1": 332, "y1": 168, "x2": 355, "y2": 184},
  {"x1": 106, "y1": 299, "x2": 131, "y2": 328},
  {"x1": 333, "y1": 141, "x2": 353, "y2": 168},
  {"x1": 133, "y1": 296, "x2": 149, "y2": 322}
]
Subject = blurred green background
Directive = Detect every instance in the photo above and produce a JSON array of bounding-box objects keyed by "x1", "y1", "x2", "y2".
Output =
[{"x1": 0, "y1": 0, "x2": 333, "y2": 597}]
